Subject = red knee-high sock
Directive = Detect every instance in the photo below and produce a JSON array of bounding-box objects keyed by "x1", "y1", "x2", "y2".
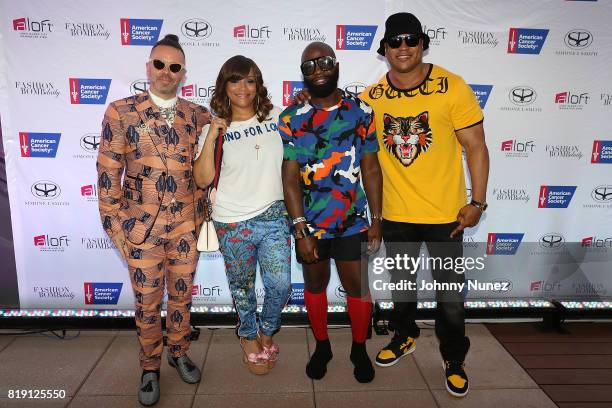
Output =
[
  {"x1": 304, "y1": 289, "x2": 328, "y2": 341},
  {"x1": 347, "y1": 295, "x2": 372, "y2": 343}
]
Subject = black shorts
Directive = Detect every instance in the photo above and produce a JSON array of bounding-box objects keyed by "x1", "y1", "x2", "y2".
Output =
[{"x1": 297, "y1": 231, "x2": 368, "y2": 263}]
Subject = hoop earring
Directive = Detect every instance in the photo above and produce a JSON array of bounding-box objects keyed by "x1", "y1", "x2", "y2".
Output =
[
  {"x1": 255, "y1": 96, "x2": 259, "y2": 112},
  {"x1": 227, "y1": 98, "x2": 231, "y2": 109}
]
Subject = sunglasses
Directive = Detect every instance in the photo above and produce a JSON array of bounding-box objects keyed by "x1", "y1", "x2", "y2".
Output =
[
  {"x1": 300, "y1": 56, "x2": 337, "y2": 76},
  {"x1": 149, "y1": 59, "x2": 183, "y2": 73},
  {"x1": 386, "y1": 34, "x2": 421, "y2": 49}
]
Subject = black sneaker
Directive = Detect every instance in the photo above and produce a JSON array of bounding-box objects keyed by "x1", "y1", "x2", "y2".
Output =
[
  {"x1": 443, "y1": 360, "x2": 469, "y2": 397},
  {"x1": 375, "y1": 334, "x2": 416, "y2": 367}
]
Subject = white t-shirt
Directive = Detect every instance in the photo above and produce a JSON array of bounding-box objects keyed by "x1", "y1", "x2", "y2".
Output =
[{"x1": 196, "y1": 107, "x2": 284, "y2": 223}]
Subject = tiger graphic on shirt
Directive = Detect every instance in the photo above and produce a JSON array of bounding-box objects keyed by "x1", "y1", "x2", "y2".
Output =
[{"x1": 382, "y1": 111, "x2": 433, "y2": 167}]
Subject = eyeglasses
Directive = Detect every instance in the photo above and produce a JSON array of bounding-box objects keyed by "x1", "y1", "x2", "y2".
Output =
[
  {"x1": 149, "y1": 59, "x2": 183, "y2": 73},
  {"x1": 386, "y1": 34, "x2": 421, "y2": 49},
  {"x1": 300, "y1": 56, "x2": 337, "y2": 76}
]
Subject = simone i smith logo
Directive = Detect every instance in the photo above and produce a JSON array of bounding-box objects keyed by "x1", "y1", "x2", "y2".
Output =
[
  {"x1": 557, "y1": 29, "x2": 597, "y2": 56},
  {"x1": 584, "y1": 185, "x2": 612, "y2": 209},
  {"x1": 130, "y1": 79, "x2": 149, "y2": 95},
  {"x1": 74, "y1": 133, "x2": 99, "y2": 160},
  {"x1": 180, "y1": 18, "x2": 218, "y2": 47},
  {"x1": 343, "y1": 82, "x2": 367, "y2": 97},
  {"x1": 501, "y1": 86, "x2": 542, "y2": 112}
]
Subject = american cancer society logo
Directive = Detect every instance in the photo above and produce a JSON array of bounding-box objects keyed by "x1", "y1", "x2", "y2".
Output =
[
  {"x1": 288, "y1": 283, "x2": 304, "y2": 305},
  {"x1": 336, "y1": 25, "x2": 377, "y2": 50},
  {"x1": 591, "y1": 140, "x2": 612, "y2": 163},
  {"x1": 507, "y1": 28, "x2": 549, "y2": 54},
  {"x1": 19, "y1": 132, "x2": 61, "y2": 157},
  {"x1": 84, "y1": 282, "x2": 123, "y2": 305},
  {"x1": 120, "y1": 18, "x2": 163, "y2": 45},
  {"x1": 486, "y1": 233, "x2": 524, "y2": 255},
  {"x1": 282, "y1": 81, "x2": 304, "y2": 106},
  {"x1": 469, "y1": 84, "x2": 493, "y2": 108},
  {"x1": 69, "y1": 78, "x2": 111, "y2": 104},
  {"x1": 538, "y1": 185, "x2": 577, "y2": 208}
]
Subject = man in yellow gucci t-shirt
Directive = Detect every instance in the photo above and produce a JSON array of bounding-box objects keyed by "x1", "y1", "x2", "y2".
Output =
[{"x1": 360, "y1": 12, "x2": 490, "y2": 398}]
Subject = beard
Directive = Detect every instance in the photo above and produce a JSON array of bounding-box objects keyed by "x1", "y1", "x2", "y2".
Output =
[{"x1": 304, "y1": 69, "x2": 339, "y2": 98}]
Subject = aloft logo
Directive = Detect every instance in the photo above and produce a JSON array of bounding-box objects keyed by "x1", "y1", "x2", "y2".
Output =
[
  {"x1": 13, "y1": 17, "x2": 53, "y2": 39},
  {"x1": 69, "y1": 78, "x2": 111, "y2": 104},
  {"x1": 500, "y1": 139, "x2": 535, "y2": 158},
  {"x1": 555, "y1": 91, "x2": 589, "y2": 110},
  {"x1": 19, "y1": 132, "x2": 61, "y2": 158},
  {"x1": 591, "y1": 140, "x2": 612, "y2": 163},
  {"x1": 33, "y1": 234, "x2": 70, "y2": 252},
  {"x1": 84, "y1": 282, "x2": 123, "y2": 305},
  {"x1": 486, "y1": 233, "x2": 524, "y2": 255},
  {"x1": 538, "y1": 185, "x2": 577, "y2": 208},
  {"x1": 120, "y1": 18, "x2": 163, "y2": 45},
  {"x1": 81, "y1": 184, "x2": 98, "y2": 202},
  {"x1": 282, "y1": 81, "x2": 305, "y2": 106},
  {"x1": 336, "y1": 25, "x2": 377, "y2": 50},
  {"x1": 507, "y1": 28, "x2": 549, "y2": 54},
  {"x1": 469, "y1": 84, "x2": 493, "y2": 109}
]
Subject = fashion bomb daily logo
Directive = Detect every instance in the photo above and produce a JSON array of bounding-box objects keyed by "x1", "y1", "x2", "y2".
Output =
[
  {"x1": 84, "y1": 282, "x2": 122, "y2": 305},
  {"x1": 81, "y1": 237, "x2": 115, "y2": 250},
  {"x1": 283, "y1": 27, "x2": 326, "y2": 42},
  {"x1": 591, "y1": 140, "x2": 612, "y2": 163},
  {"x1": 33, "y1": 234, "x2": 70, "y2": 252},
  {"x1": 469, "y1": 84, "x2": 493, "y2": 109},
  {"x1": 65, "y1": 22, "x2": 110, "y2": 39},
  {"x1": 486, "y1": 233, "x2": 524, "y2": 255},
  {"x1": 458, "y1": 30, "x2": 499, "y2": 47},
  {"x1": 336, "y1": 25, "x2": 377, "y2": 50},
  {"x1": 282, "y1": 81, "x2": 305, "y2": 106},
  {"x1": 19, "y1": 132, "x2": 61, "y2": 158},
  {"x1": 555, "y1": 91, "x2": 589, "y2": 110},
  {"x1": 507, "y1": 28, "x2": 549, "y2": 54},
  {"x1": 538, "y1": 185, "x2": 577, "y2": 208},
  {"x1": 500, "y1": 139, "x2": 535, "y2": 158},
  {"x1": 492, "y1": 187, "x2": 530, "y2": 203},
  {"x1": 182, "y1": 83, "x2": 215, "y2": 105},
  {"x1": 34, "y1": 286, "x2": 74, "y2": 300},
  {"x1": 233, "y1": 24, "x2": 271, "y2": 45},
  {"x1": 545, "y1": 144, "x2": 583, "y2": 160},
  {"x1": 15, "y1": 81, "x2": 60, "y2": 98},
  {"x1": 13, "y1": 17, "x2": 53, "y2": 39},
  {"x1": 69, "y1": 78, "x2": 111, "y2": 104},
  {"x1": 120, "y1": 18, "x2": 163, "y2": 45}
]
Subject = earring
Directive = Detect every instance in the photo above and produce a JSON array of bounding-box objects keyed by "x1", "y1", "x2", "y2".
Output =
[
  {"x1": 227, "y1": 98, "x2": 231, "y2": 109},
  {"x1": 255, "y1": 96, "x2": 260, "y2": 112}
]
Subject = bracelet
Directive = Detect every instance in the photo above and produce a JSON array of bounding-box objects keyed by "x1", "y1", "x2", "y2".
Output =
[
  {"x1": 292, "y1": 216, "x2": 307, "y2": 225},
  {"x1": 371, "y1": 213, "x2": 383, "y2": 221}
]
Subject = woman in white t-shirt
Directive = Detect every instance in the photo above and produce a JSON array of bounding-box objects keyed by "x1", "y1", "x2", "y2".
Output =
[{"x1": 193, "y1": 55, "x2": 290, "y2": 375}]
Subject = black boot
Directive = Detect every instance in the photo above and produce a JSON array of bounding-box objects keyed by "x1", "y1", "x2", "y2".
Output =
[{"x1": 306, "y1": 339, "x2": 333, "y2": 380}]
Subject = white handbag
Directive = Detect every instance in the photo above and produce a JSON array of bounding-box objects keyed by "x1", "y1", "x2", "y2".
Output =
[
  {"x1": 197, "y1": 188, "x2": 219, "y2": 252},
  {"x1": 197, "y1": 220, "x2": 219, "y2": 252}
]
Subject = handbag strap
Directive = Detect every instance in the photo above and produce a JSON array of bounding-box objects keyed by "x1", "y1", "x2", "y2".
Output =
[{"x1": 210, "y1": 128, "x2": 224, "y2": 190}]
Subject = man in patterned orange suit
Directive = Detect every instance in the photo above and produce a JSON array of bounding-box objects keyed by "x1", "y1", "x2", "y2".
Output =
[{"x1": 97, "y1": 34, "x2": 210, "y2": 406}]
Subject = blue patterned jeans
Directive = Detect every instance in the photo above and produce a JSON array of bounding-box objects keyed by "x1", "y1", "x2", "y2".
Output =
[{"x1": 214, "y1": 201, "x2": 292, "y2": 340}]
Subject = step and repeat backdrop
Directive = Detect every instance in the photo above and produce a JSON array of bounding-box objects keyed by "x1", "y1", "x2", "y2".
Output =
[{"x1": 0, "y1": 0, "x2": 610, "y2": 309}]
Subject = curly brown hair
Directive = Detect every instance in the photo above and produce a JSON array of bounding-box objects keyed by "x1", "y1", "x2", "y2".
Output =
[{"x1": 210, "y1": 55, "x2": 273, "y2": 125}]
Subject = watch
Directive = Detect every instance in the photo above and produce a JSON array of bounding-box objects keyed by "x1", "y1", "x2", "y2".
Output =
[{"x1": 469, "y1": 199, "x2": 488, "y2": 212}]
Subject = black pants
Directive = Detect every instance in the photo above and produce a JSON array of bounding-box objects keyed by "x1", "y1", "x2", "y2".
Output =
[{"x1": 382, "y1": 219, "x2": 470, "y2": 362}]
